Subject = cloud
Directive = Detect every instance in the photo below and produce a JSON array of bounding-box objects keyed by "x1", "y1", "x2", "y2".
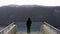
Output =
[{"x1": 0, "y1": 0, "x2": 60, "y2": 6}]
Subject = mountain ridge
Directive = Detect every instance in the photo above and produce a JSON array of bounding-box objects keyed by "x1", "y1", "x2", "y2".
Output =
[{"x1": 0, "y1": 5, "x2": 60, "y2": 28}]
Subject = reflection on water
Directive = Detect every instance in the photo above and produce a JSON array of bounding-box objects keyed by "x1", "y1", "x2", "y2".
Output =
[{"x1": 16, "y1": 22, "x2": 42, "y2": 32}]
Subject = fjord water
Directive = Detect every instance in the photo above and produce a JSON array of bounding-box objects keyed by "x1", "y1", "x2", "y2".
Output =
[{"x1": 16, "y1": 22, "x2": 42, "y2": 32}]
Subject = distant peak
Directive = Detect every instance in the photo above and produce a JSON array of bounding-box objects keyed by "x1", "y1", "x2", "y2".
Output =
[{"x1": 7, "y1": 4, "x2": 20, "y2": 7}]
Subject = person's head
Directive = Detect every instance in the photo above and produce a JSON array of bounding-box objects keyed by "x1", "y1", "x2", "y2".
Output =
[{"x1": 28, "y1": 17, "x2": 30, "y2": 20}]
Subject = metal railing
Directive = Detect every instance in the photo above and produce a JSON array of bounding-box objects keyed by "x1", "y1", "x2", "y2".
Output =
[
  {"x1": 0, "y1": 22, "x2": 15, "y2": 34},
  {"x1": 41, "y1": 22, "x2": 60, "y2": 34}
]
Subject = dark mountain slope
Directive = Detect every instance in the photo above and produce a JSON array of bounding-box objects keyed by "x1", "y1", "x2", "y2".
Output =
[{"x1": 0, "y1": 5, "x2": 60, "y2": 29}]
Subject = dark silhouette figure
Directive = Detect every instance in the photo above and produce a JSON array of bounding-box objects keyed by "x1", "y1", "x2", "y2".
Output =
[{"x1": 26, "y1": 17, "x2": 32, "y2": 33}]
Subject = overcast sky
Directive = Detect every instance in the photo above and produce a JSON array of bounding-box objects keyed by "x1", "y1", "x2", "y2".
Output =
[{"x1": 0, "y1": 0, "x2": 60, "y2": 6}]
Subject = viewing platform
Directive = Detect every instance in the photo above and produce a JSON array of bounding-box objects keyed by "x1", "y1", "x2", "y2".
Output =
[
  {"x1": 0, "y1": 22, "x2": 60, "y2": 34},
  {"x1": 0, "y1": 22, "x2": 16, "y2": 34},
  {"x1": 16, "y1": 22, "x2": 60, "y2": 34},
  {"x1": 17, "y1": 32, "x2": 41, "y2": 34}
]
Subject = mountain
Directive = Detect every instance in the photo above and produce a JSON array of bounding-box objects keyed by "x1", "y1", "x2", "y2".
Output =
[{"x1": 0, "y1": 5, "x2": 60, "y2": 28}]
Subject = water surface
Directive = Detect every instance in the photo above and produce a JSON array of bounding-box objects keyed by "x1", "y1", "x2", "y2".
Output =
[{"x1": 16, "y1": 22, "x2": 42, "y2": 32}]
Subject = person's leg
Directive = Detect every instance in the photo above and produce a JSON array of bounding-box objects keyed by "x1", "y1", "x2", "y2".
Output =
[
  {"x1": 28, "y1": 26, "x2": 30, "y2": 33},
  {"x1": 28, "y1": 25, "x2": 31, "y2": 33},
  {"x1": 27, "y1": 26, "x2": 29, "y2": 33},
  {"x1": 27, "y1": 26, "x2": 31, "y2": 33}
]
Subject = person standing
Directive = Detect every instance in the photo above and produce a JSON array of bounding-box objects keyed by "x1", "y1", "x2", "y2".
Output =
[{"x1": 26, "y1": 17, "x2": 32, "y2": 33}]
